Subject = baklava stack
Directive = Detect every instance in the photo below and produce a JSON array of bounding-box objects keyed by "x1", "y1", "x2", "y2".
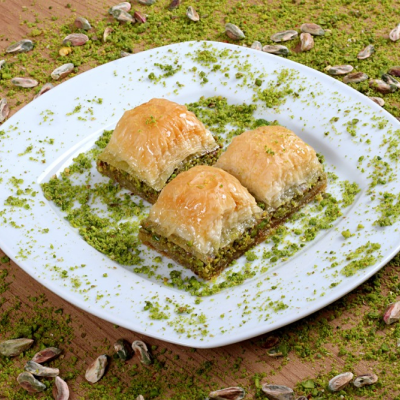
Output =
[{"x1": 98, "y1": 98, "x2": 327, "y2": 279}]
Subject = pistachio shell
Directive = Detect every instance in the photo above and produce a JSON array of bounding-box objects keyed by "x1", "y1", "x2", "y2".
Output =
[
  {"x1": 325, "y1": 65, "x2": 353, "y2": 75},
  {"x1": 261, "y1": 336, "x2": 280, "y2": 349},
  {"x1": 267, "y1": 346, "x2": 283, "y2": 357},
  {"x1": 31, "y1": 347, "x2": 61, "y2": 363},
  {"x1": 0, "y1": 98, "x2": 10, "y2": 123},
  {"x1": 25, "y1": 360, "x2": 59, "y2": 377},
  {"x1": 270, "y1": 30, "x2": 298, "y2": 42},
  {"x1": 328, "y1": 372, "x2": 353, "y2": 392},
  {"x1": 0, "y1": 60, "x2": 5, "y2": 70},
  {"x1": 186, "y1": 6, "x2": 199, "y2": 22},
  {"x1": 103, "y1": 27, "x2": 113, "y2": 42},
  {"x1": 11, "y1": 77, "x2": 38, "y2": 88},
  {"x1": 74, "y1": 17, "x2": 91, "y2": 30},
  {"x1": 382, "y1": 73, "x2": 400, "y2": 89},
  {"x1": 225, "y1": 23, "x2": 245, "y2": 40},
  {"x1": 300, "y1": 23, "x2": 324, "y2": 36},
  {"x1": 138, "y1": 0, "x2": 156, "y2": 4},
  {"x1": 120, "y1": 51, "x2": 132, "y2": 57},
  {"x1": 85, "y1": 354, "x2": 108, "y2": 383},
  {"x1": 17, "y1": 372, "x2": 46, "y2": 393},
  {"x1": 369, "y1": 97, "x2": 385, "y2": 107},
  {"x1": 369, "y1": 79, "x2": 397, "y2": 94},
  {"x1": 300, "y1": 32, "x2": 314, "y2": 51},
  {"x1": 0, "y1": 338, "x2": 34, "y2": 357},
  {"x1": 34, "y1": 83, "x2": 54, "y2": 99},
  {"x1": 132, "y1": 340, "x2": 152, "y2": 365},
  {"x1": 389, "y1": 23, "x2": 400, "y2": 42},
  {"x1": 168, "y1": 0, "x2": 180, "y2": 10},
  {"x1": 54, "y1": 376, "x2": 70, "y2": 400},
  {"x1": 357, "y1": 44, "x2": 374, "y2": 60},
  {"x1": 388, "y1": 66, "x2": 400, "y2": 77},
  {"x1": 353, "y1": 373, "x2": 378, "y2": 388},
  {"x1": 343, "y1": 72, "x2": 368, "y2": 84},
  {"x1": 134, "y1": 11, "x2": 147, "y2": 23},
  {"x1": 209, "y1": 386, "x2": 245, "y2": 400},
  {"x1": 114, "y1": 339, "x2": 133, "y2": 361},
  {"x1": 262, "y1": 384, "x2": 294, "y2": 400},
  {"x1": 262, "y1": 45, "x2": 289, "y2": 56},
  {"x1": 63, "y1": 33, "x2": 89, "y2": 46},
  {"x1": 136, "y1": 396, "x2": 145, "y2": 400},
  {"x1": 383, "y1": 301, "x2": 400, "y2": 324},
  {"x1": 109, "y1": 2, "x2": 131, "y2": 14},
  {"x1": 251, "y1": 41, "x2": 262, "y2": 51},
  {"x1": 6, "y1": 39, "x2": 34, "y2": 53},
  {"x1": 112, "y1": 9, "x2": 135, "y2": 23},
  {"x1": 51, "y1": 63, "x2": 74, "y2": 80}
]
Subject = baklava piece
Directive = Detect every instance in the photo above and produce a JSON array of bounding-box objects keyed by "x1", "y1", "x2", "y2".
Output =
[
  {"x1": 139, "y1": 166, "x2": 272, "y2": 280},
  {"x1": 215, "y1": 125, "x2": 327, "y2": 226},
  {"x1": 97, "y1": 98, "x2": 221, "y2": 204}
]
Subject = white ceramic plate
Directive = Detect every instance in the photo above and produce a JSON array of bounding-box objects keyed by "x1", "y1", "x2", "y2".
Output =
[{"x1": 1, "y1": 41, "x2": 399, "y2": 348}]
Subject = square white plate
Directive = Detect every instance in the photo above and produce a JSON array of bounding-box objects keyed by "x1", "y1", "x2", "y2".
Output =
[{"x1": 1, "y1": 41, "x2": 399, "y2": 348}]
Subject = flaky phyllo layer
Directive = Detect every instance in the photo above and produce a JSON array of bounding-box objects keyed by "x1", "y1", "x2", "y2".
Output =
[
  {"x1": 98, "y1": 98, "x2": 219, "y2": 191},
  {"x1": 215, "y1": 125, "x2": 325, "y2": 211},
  {"x1": 144, "y1": 166, "x2": 262, "y2": 261}
]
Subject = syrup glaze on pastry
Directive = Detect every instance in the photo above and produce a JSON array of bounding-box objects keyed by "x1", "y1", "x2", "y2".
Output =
[
  {"x1": 215, "y1": 125, "x2": 324, "y2": 211},
  {"x1": 98, "y1": 98, "x2": 219, "y2": 191},
  {"x1": 143, "y1": 165, "x2": 262, "y2": 259}
]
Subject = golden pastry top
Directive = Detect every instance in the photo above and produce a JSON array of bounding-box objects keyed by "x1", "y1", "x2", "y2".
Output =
[
  {"x1": 145, "y1": 166, "x2": 262, "y2": 258},
  {"x1": 215, "y1": 126, "x2": 323, "y2": 210},
  {"x1": 98, "y1": 98, "x2": 218, "y2": 191}
]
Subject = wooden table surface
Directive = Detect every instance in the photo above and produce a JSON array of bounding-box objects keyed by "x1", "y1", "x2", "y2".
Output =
[{"x1": 1, "y1": 1, "x2": 400, "y2": 399}]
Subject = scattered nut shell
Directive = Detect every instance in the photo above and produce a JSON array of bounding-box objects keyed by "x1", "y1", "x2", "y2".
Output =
[
  {"x1": 383, "y1": 301, "x2": 400, "y2": 324},
  {"x1": 300, "y1": 32, "x2": 314, "y2": 51},
  {"x1": 357, "y1": 44, "x2": 374, "y2": 60},
  {"x1": 109, "y1": 2, "x2": 131, "y2": 14},
  {"x1": 85, "y1": 354, "x2": 108, "y2": 383},
  {"x1": 262, "y1": 384, "x2": 294, "y2": 400},
  {"x1": 343, "y1": 72, "x2": 368, "y2": 84},
  {"x1": 300, "y1": 23, "x2": 324, "y2": 36},
  {"x1": 369, "y1": 97, "x2": 385, "y2": 107},
  {"x1": 17, "y1": 372, "x2": 46, "y2": 393},
  {"x1": 74, "y1": 17, "x2": 91, "y2": 30},
  {"x1": 389, "y1": 23, "x2": 400, "y2": 42},
  {"x1": 353, "y1": 373, "x2": 378, "y2": 388},
  {"x1": 6, "y1": 39, "x2": 33, "y2": 53},
  {"x1": 186, "y1": 6, "x2": 200, "y2": 22},
  {"x1": 328, "y1": 372, "x2": 353, "y2": 392},
  {"x1": 262, "y1": 45, "x2": 289, "y2": 56},
  {"x1": 114, "y1": 339, "x2": 133, "y2": 361},
  {"x1": 51, "y1": 63, "x2": 74, "y2": 80},
  {"x1": 270, "y1": 30, "x2": 298, "y2": 42},
  {"x1": 11, "y1": 77, "x2": 38, "y2": 88},
  {"x1": 62, "y1": 33, "x2": 89, "y2": 46},
  {"x1": 25, "y1": 360, "x2": 59, "y2": 377},
  {"x1": 0, "y1": 338, "x2": 34, "y2": 356},
  {"x1": 325, "y1": 65, "x2": 353, "y2": 75},
  {"x1": 53, "y1": 376, "x2": 70, "y2": 400},
  {"x1": 132, "y1": 340, "x2": 152, "y2": 365},
  {"x1": 0, "y1": 98, "x2": 10, "y2": 123},
  {"x1": 34, "y1": 83, "x2": 54, "y2": 99},
  {"x1": 209, "y1": 386, "x2": 245, "y2": 400},
  {"x1": 225, "y1": 23, "x2": 245, "y2": 40},
  {"x1": 251, "y1": 41, "x2": 262, "y2": 51}
]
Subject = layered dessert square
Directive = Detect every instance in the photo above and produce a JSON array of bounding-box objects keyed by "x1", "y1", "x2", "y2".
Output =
[
  {"x1": 139, "y1": 166, "x2": 271, "y2": 280},
  {"x1": 215, "y1": 126, "x2": 327, "y2": 226},
  {"x1": 97, "y1": 98, "x2": 221, "y2": 204}
]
